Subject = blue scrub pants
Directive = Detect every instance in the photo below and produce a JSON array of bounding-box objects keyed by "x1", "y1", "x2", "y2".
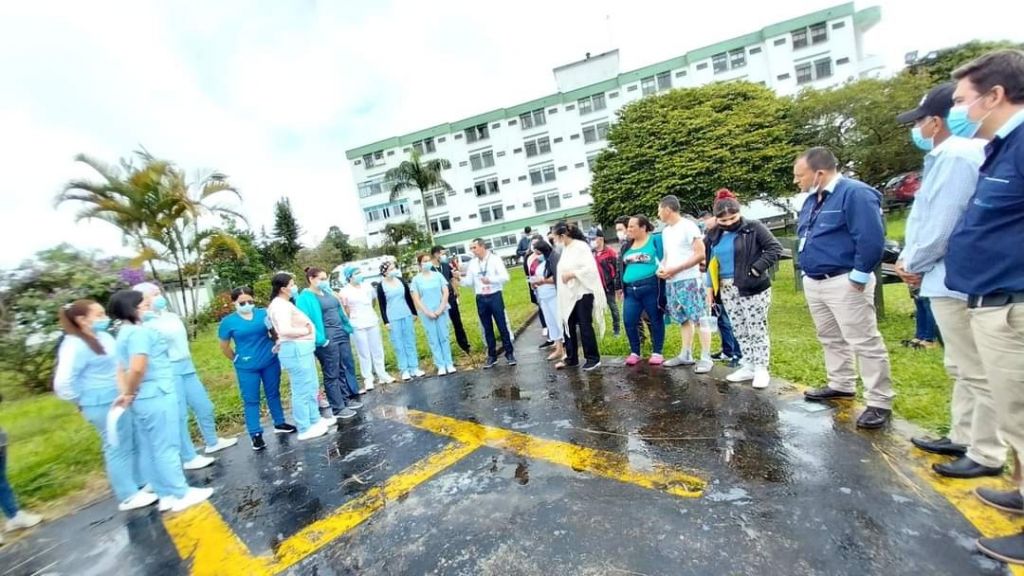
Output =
[
  {"x1": 171, "y1": 361, "x2": 218, "y2": 460},
  {"x1": 387, "y1": 316, "x2": 419, "y2": 373},
  {"x1": 278, "y1": 341, "x2": 322, "y2": 434},
  {"x1": 82, "y1": 404, "x2": 143, "y2": 502},
  {"x1": 422, "y1": 312, "x2": 453, "y2": 369},
  {"x1": 236, "y1": 360, "x2": 286, "y2": 436},
  {"x1": 133, "y1": 390, "x2": 188, "y2": 499}
]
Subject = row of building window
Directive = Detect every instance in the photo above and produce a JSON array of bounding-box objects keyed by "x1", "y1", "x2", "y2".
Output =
[{"x1": 364, "y1": 200, "x2": 410, "y2": 222}]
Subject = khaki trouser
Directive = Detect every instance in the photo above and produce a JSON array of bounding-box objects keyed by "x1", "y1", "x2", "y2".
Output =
[
  {"x1": 804, "y1": 273, "x2": 895, "y2": 409},
  {"x1": 968, "y1": 303, "x2": 1024, "y2": 495},
  {"x1": 930, "y1": 297, "x2": 1007, "y2": 468}
]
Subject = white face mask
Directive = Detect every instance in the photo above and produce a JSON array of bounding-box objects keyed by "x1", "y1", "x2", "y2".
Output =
[{"x1": 616, "y1": 232, "x2": 627, "y2": 242}]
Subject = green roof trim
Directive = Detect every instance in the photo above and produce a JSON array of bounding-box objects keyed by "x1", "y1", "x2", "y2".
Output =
[
  {"x1": 346, "y1": 2, "x2": 878, "y2": 160},
  {"x1": 434, "y1": 205, "x2": 591, "y2": 245}
]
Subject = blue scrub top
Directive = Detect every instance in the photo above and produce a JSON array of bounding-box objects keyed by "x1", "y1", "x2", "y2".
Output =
[
  {"x1": 411, "y1": 272, "x2": 447, "y2": 311},
  {"x1": 61, "y1": 332, "x2": 119, "y2": 407},
  {"x1": 115, "y1": 323, "x2": 174, "y2": 399},
  {"x1": 218, "y1": 308, "x2": 276, "y2": 371}
]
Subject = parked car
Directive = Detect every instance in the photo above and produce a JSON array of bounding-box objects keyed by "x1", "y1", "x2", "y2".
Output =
[{"x1": 882, "y1": 171, "x2": 921, "y2": 206}]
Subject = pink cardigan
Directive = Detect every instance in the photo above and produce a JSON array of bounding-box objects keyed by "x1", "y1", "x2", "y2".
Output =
[{"x1": 268, "y1": 297, "x2": 314, "y2": 342}]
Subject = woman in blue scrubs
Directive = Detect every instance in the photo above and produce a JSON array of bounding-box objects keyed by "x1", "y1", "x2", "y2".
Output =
[
  {"x1": 218, "y1": 287, "x2": 296, "y2": 451},
  {"x1": 107, "y1": 289, "x2": 212, "y2": 513},
  {"x1": 411, "y1": 253, "x2": 455, "y2": 375},
  {"x1": 54, "y1": 299, "x2": 156, "y2": 511}
]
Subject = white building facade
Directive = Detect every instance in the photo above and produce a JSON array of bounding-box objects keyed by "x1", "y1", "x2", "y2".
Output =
[{"x1": 346, "y1": 2, "x2": 882, "y2": 258}]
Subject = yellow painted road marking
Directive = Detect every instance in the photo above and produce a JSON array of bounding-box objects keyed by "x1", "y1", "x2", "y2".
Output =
[
  {"x1": 163, "y1": 501, "x2": 275, "y2": 576},
  {"x1": 382, "y1": 407, "x2": 706, "y2": 498}
]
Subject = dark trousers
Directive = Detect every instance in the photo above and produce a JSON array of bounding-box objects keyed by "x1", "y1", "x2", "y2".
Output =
[
  {"x1": 0, "y1": 446, "x2": 18, "y2": 518},
  {"x1": 565, "y1": 294, "x2": 600, "y2": 365},
  {"x1": 477, "y1": 292, "x2": 514, "y2": 359},
  {"x1": 715, "y1": 296, "x2": 742, "y2": 359},
  {"x1": 914, "y1": 295, "x2": 938, "y2": 341},
  {"x1": 314, "y1": 337, "x2": 358, "y2": 414},
  {"x1": 448, "y1": 296, "x2": 471, "y2": 352},
  {"x1": 606, "y1": 289, "x2": 621, "y2": 332}
]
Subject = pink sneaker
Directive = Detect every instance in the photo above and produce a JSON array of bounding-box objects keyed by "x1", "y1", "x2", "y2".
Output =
[
  {"x1": 625, "y1": 353, "x2": 641, "y2": 366},
  {"x1": 648, "y1": 353, "x2": 664, "y2": 366}
]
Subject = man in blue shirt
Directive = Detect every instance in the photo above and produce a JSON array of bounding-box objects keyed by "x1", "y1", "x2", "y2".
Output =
[
  {"x1": 894, "y1": 83, "x2": 1002, "y2": 480},
  {"x1": 794, "y1": 147, "x2": 894, "y2": 429},
  {"x1": 943, "y1": 49, "x2": 1024, "y2": 565}
]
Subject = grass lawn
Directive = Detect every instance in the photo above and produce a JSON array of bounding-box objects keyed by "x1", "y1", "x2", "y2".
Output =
[{"x1": 0, "y1": 268, "x2": 538, "y2": 510}]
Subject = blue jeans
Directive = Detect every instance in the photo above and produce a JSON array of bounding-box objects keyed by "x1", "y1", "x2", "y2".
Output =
[
  {"x1": 715, "y1": 297, "x2": 742, "y2": 359},
  {"x1": 133, "y1": 390, "x2": 188, "y2": 499},
  {"x1": 314, "y1": 338, "x2": 352, "y2": 415},
  {"x1": 915, "y1": 296, "x2": 938, "y2": 341},
  {"x1": 0, "y1": 445, "x2": 18, "y2": 518},
  {"x1": 236, "y1": 360, "x2": 286, "y2": 436},
  {"x1": 278, "y1": 341, "x2": 322, "y2": 433},
  {"x1": 387, "y1": 316, "x2": 419, "y2": 373},
  {"x1": 82, "y1": 404, "x2": 143, "y2": 502},
  {"x1": 476, "y1": 292, "x2": 514, "y2": 359},
  {"x1": 624, "y1": 277, "x2": 665, "y2": 355},
  {"x1": 422, "y1": 312, "x2": 454, "y2": 369}
]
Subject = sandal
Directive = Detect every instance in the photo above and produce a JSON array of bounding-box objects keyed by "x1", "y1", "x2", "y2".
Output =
[
  {"x1": 546, "y1": 351, "x2": 563, "y2": 361},
  {"x1": 555, "y1": 361, "x2": 567, "y2": 370}
]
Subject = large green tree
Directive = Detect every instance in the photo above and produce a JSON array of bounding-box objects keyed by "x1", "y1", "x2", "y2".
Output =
[
  {"x1": 590, "y1": 82, "x2": 796, "y2": 224},
  {"x1": 906, "y1": 40, "x2": 1024, "y2": 82},
  {"x1": 268, "y1": 197, "x2": 303, "y2": 269},
  {"x1": 791, "y1": 74, "x2": 933, "y2": 188},
  {"x1": 207, "y1": 217, "x2": 268, "y2": 293},
  {"x1": 323, "y1": 225, "x2": 361, "y2": 262},
  {"x1": 385, "y1": 151, "x2": 452, "y2": 242}
]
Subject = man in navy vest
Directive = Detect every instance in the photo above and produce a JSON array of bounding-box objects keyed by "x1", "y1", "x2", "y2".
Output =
[
  {"x1": 943, "y1": 49, "x2": 1024, "y2": 566},
  {"x1": 794, "y1": 147, "x2": 894, "y2": 429}
]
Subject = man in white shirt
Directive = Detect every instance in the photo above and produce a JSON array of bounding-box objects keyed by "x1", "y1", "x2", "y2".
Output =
[
  {"x1": 656, "y1": 195, "x2": 713, "y2": 373},
  {"x1": 461, "y1": 238, "x2": 516, "y2": 368}
]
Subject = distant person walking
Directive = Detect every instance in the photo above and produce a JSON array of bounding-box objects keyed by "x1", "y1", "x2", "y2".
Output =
[{"x1": 461, "y1": 238, "x2": 517, "y2": 368}]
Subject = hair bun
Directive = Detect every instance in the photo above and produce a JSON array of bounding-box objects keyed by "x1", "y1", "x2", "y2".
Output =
[{"x1": 715, "y1": 188, "x2": 736, "y2": 200}]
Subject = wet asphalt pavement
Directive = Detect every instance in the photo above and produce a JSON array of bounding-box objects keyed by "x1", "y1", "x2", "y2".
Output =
[{"x1": 0, "y1": 325, "x2": 1015, "y2": 575}]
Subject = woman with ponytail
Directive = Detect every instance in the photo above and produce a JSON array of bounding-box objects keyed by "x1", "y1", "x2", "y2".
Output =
[
  {"x1": 54, "y1": 300, "x2": 156, "y2": 511},
  {"x1": 704, "y1": 189, "x2": 783, "y2": 389}
]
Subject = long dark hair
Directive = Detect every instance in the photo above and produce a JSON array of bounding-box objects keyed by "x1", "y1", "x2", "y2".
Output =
[
  {"x1": 108, "y1": 290, "x2": 144, "y2": 325},
  {"x1": 304, "y1": 267, "x2": 324, "y2": 285},
  {"x1": 532, "y1": 237, "x2": 553, "y2": 257},
  {"x1": 270, "y1": 272, "x2": 293, "y2": 300},
  {"x1": 59, "y1": 299, "x2": 104, "y2": 354},
  {"x1": 552, "y1": 221, "x2": 586, "y2": 242}
]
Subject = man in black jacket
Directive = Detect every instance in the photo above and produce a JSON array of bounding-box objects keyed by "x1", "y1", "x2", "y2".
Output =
[{"x1": 431, "y1": 246, "x2": 471, "y2": 354}]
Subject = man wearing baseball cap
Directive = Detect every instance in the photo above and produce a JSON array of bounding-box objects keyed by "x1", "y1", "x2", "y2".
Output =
[{"x1": 894, "y1": 82, "x2": 1000, "y2": 479}]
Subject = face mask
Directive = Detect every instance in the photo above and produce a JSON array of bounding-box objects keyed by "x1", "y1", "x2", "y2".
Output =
[
  {"x1": 289, "y1": 285, "x2": 299, "y2": 298},
  {"x1": 616, "y1": 232, "x2": 627, "y2": 242},
  {"x1": 152, "y1": 296, "x2": 167, "y2": 311},
  {"x1": 318, "y1": 280, "x2": 332, "y2": 293},
  {"x1": 804, "y1": 172, "x2": 822, "y2": 195},
  {"x1": 142, "y1": 311, "x2": 158, "y2": 322},
  {"x1": 421, "y1": 262, "x2": 434, "y2": 272},
  {"x1": 537, "y1": 255, "x2": 546, "y2": 263},
  {"x1": 948, "y1": 102, "x2": 985, "y2": 138},
  {"x1": 92, "y1": 318, "x2": 110, "y2": 332},
  {"x1": 440, "y1": 255, "x2": 449, "y2": 264},
  {"x1": 388, "y1": 269, "x2": 401, "y2": 278},
  {"x1": 352, "y1": 274, "x2": 364, "y2": 284},
  {"x1": 721, "y1": 219, "x2": 743, "y2": 232},
  {"x1": 911, "y1": 125, "x2": 934, "y2": 151},
  {"x1": 235, "y1": 302, "x2": 254, "y2": 313}
]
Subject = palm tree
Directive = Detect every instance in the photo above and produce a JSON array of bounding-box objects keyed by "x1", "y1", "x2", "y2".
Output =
[{"x1": 385, "y1": 150, "x2": 452, "y2": 243}]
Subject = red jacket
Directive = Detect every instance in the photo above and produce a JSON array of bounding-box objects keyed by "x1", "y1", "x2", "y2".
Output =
[{"x1": 593, "y1": 247, "x2": 620, "y2": 292}]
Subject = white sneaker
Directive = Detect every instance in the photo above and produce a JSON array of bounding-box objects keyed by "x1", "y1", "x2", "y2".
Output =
[
  {"x1": 141, "y1": 484, "x2": 154, "y2": 494},
  {"x1": 158, "y1": 497, "x2": 176, "y2": 512},
  {"x1": 297, "y1": 422, "x2": 328, "y2": 441},
  {"x1": 663, "y1": 351, "x2": 695, "y2": 367},
  {"x1": 171, "y1": 487, "x2": 214, "y2": 513},
  {"x1": 752, "y1": 368, "x2": 771, "y2": 389},
  {"x1": 437, "y1": 367, "x2": 448, "y2": 376},
  {"x1": 446, "y1": 365, "x2": 457, "y2": 374},
  {"x1": 694, "y1": 359, "x2": 714, "y2": 374},
  {"x1": 363, "y1": 380, "x2": 375, "y2": 392},
  {"x1": 204, "y1": 437, "x2": 238, "y2": 455},
  {"x1": 320, "y1": 415, "x2": 337, "y2": 427},
  {"x1": 5, "y1": 511, "x2": 42, "y2": 531},
  {"x1": 413, "y1": 369, "x2": 426, "y2": 377},
  {"x1": 118, "y1": 490, "x2": 159, "y2": 511},
  {"x1": 726, "y1": 366, "x2": 755, "y2": 382},
  {"x1": 182, "y1": 455, "x2": 215, "y2": 471},
  {"x1": 401, "y1": 371, "x2": 412, "y2": 382},
  {"x1": 378, "y1": 374, "x2": 396, "y2": 384}
]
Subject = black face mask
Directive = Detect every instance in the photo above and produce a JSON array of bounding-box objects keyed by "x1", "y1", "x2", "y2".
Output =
[{"x1": 721, "y1": 218, "x2": 743, "y2": 232}]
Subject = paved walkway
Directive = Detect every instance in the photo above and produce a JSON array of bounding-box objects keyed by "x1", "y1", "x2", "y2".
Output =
[{"x1": 1, "y1": 325, "x2": 1020, "y2": 575}]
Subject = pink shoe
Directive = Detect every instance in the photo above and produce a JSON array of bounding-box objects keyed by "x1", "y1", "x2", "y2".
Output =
[
  {"x1": 625, "y1": 353, "x2": 641, "y2": 366},
  {"x1": 648, "y1": 353, "x2": 664, "y2": 366}
]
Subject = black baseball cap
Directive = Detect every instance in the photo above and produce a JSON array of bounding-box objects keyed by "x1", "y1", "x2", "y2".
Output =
[{"x1": 896, "y1": 82, "x2": 956, "y2": 124}]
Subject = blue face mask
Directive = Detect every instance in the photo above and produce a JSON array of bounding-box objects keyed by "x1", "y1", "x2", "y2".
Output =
[
  {"x1": 318, "y1": 280, "x2": 332, "y2": 293},
  {"x1": 911, "y1": 126, "x2": 934, "y2": 151},
  {"x1": 235, "y1": 302, "x2": 254, "y2": 313},
  {"x1": 440, "y1": 255, "x2": 449, "y2": 264},
  {"x1": 389, "y1": 270, "x2": 401, "y2": 278},
  {"x1": 142, "y1": 311, "x2": 158, "y2": 322},
  {"x1": 537, "y1": 255, "x2": 545, "y2": 263},
  {"x1": 352, "y1": 274, "x2": 364, "y2": 284},
  {"x1": 152, "y1": 296, "x2": 168, "y2": 311},
  {"x1": 92, "y1": 318, "x2": 110, "y2": 332},
  {"x1": 421, "y1": 261, "x2": 434, "y2": 272},
  {"x1": 289, "y1": 285, "x2": 299, "y2": 298},
  {"x1": 947, "y1": 103, "x2": 983, "y2": 138}
]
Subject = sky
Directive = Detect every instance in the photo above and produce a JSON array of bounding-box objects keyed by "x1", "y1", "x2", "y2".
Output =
[{"x1": 0, "y1": 0, "x2": 1019, "y2": 269}]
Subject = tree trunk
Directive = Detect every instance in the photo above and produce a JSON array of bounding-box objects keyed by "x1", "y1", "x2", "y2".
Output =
[{"x1": 420, "y1": 188, "x2": 434, "y2": 245}]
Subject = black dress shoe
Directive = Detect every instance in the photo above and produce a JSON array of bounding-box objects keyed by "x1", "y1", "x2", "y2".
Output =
[
  {"x1": 933, "y1": 456, "x2": 1003, "y2": 479},
  {"x1": 856, "y1": 407, "x2": 891, "y2": 429},
  {"x1": 975, "y1": 487, "x2": 1024, "y2": 514},
  {"x1": 804, "y1": 387, "x2": 856, "y2": 402},
  {"x1": 911, "y1": 436, "x2": 967, "y2": 457},
  {"x1": 977, "y1": 532, "x2": 1024, "y2": 565}
]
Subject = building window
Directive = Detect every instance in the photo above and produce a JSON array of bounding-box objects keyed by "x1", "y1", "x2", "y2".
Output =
[
  {"x1": 469, "y1": 150, "x2": 495, "y2": 171},
  {"x1": 696, "y1": 62, "x2": 708, "y2": 70},
  {"x1": 578, "y1": 93, "x2": 606, "y2": 115},
  {"x1": 773, "y1": 38, "x2": 786, "y2": 46},
  {"x1": 519, "y1": 108, "x2": 546, "y2": 129},
  {"x1": 656, "y1": 71, "x2": 671, "y2": 90},
  {"x1": 489, "y1": 234, "x2": 517, "y2": 249},
  {"x1": 423, "y1": 190, "x2": 446, "y2": 209},
  {"x1": 729, "y1": 48, "x2": 746, "y2": 69},
  {"x1": 478, "y1": 205, "x2": 504, "y2": 223},
  {"x1": 358, "y1": 177, "x2": 386, "y2": 199},
  {"x1": 749, "y1": 47, "x2": 762, "y2": 55},
  {"x1": 627, "y1": 84, "x2": 638, "y2": 91},
  {"x1": 429, "y1": 215, "x2": 451, "y2": 233},
  {"x1": 836, "y1": 57, "x2": 850, "y2": 65},
  {"x1": 364, "y1": 200, "x2": 409, "y2": 223},
  {"x1": 464, "y1": 123, "x2": 489, "y2": 143},
  {"x1": 815, "y1": 58, "x2": 832, "y2": 80},
  {"x1": 362, "y1": 150, "x2": 384, "y2": 168},
  {"x1": 712, "y1": 53, "x2": 728, "y2": 74},
  {"x1": 777, "y1": 72, "x2": 791, "y2": 80},
  {"x1": 412, "y1": 138, "x2": 435, "y2": 155},
  {"x1": 529, "y1": 164, "x2": 556, "y2": 185},
  {"x1": 582, "y1": 122, "x2": 610, "y2": 144},
  {"x1": 832, "y1": 21, "x2": 846, "y2": 30},
  {"x1": 674, "y1": 70, "x2": 687, "y2": 78},
  {"x1": 791, "y1": 28, "x2": 808, "y2": 49},
  {"x1": 586, "y1": 153, "x2": 600, "y2": 172},
  {"x1": 810, "y1": 22, "x2": 828, "y2": 44},
  {"x1": 533, "y1": 191, "x2": 561, "y2": 212},
  {"x1": 524, "y1": 136, "x2": 551, "y2": 158},
  {"x1": 473, "y1": 177, "x2": 500, "y2": 197},
  {"x1": 641, "y1": 76, "x2": 656, "y2": 95},
  {"x1": 795, "y1": 63, "x2": 813, "y2": 84}
]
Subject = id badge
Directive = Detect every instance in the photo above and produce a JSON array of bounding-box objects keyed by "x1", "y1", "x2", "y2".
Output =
[
  {"x1": 798, "y1": 237, "x2": 807, "y2": 252},
  {"x1": 481, "y1": 283, "x2": 492, "y2": 295}
]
